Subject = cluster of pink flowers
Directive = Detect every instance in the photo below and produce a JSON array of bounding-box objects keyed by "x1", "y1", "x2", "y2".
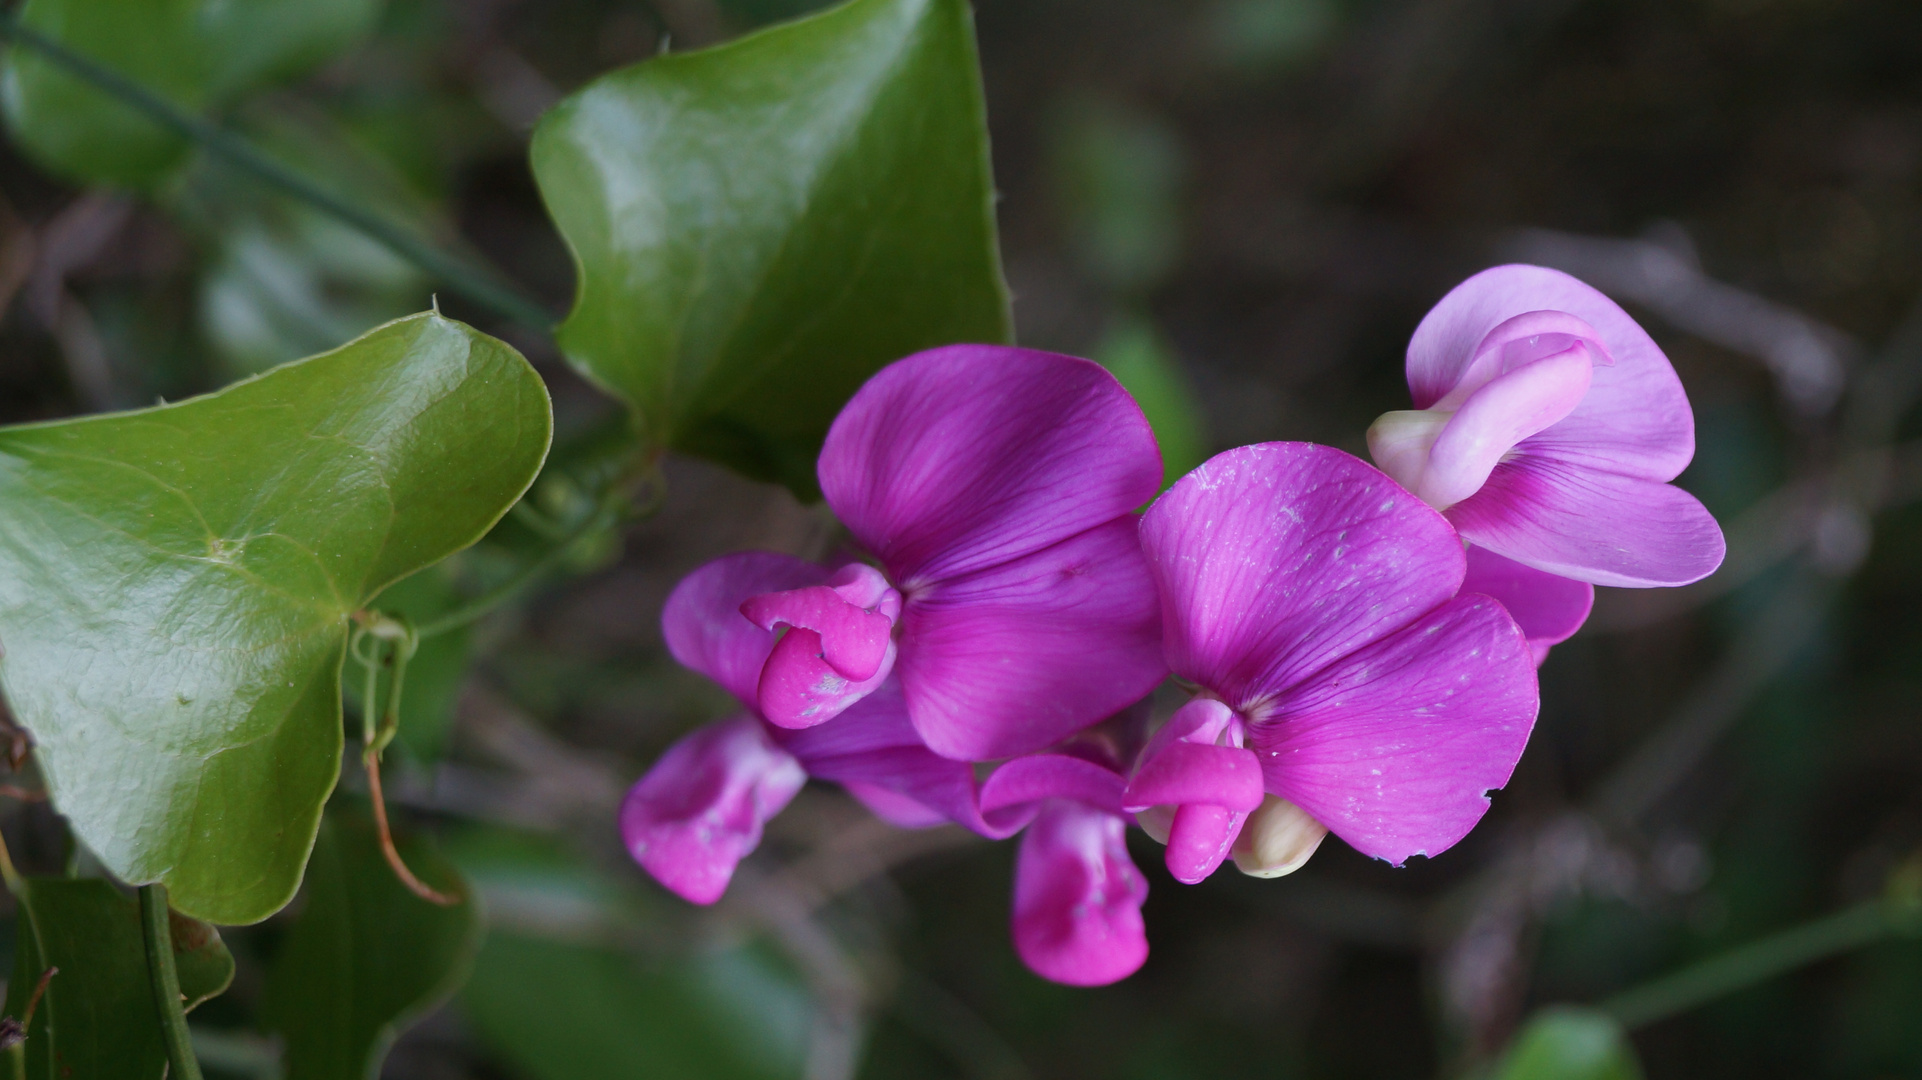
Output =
[{"x1": 620, "y1": 265, "x2": 1725, "y2": 985}]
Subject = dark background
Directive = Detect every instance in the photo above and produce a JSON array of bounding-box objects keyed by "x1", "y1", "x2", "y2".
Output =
[{"x1": 4, "y1": 0, "x2": 1922, "y2": 1077}]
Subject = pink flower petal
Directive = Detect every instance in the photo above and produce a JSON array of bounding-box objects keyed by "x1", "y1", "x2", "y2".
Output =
[
  {"x1": 1420, "y1": 351, "x2": 1593, "y2": 508},
  {"x1": 663, "y1": 552, "x2": 828, "y2": 707},
  {"x1": 896, "y1": 517, "x2": 1165, "y2": 761},
  {"x1": 1124, "y1": 742, "x2": 1264, "y2": 814},
  {"x1": 1164, "y1": 803, "x2": 1246, "y2": 884},
  {"x1": 1461, "y1": 545, "x2": 1594, "y2": 666},
  {"x1": 773, "y1": 681, "x2": 1015, "y2": 838},
  {"x1": 1252, "y1": 594, "x2": 1538, "y2": 866},
  {"x1": 818, "y1": 345, "x2": 1162, "y2": 587},
  {"x1": 756, "y1": 629, "x2": 897, "y2": 729},
  {"x1": 981, "y1": 753, "x2": 1127, "y2": 818},
  {"x1": 1446, "y1": 457, "x2": 1727, "y2": 587},
  {"x1": 1408, "y1": 265, "x2": 1694, "y2": 482},
  {"x1": 1139, "y1": 443, "x2": 1465, "y2": 711},
  {"x1": 620, "y1": 718, "x2": 806, "y2": 904},
  {"x1": 739, "y1": 563, "x2": 901, "y2": 681},
  {"x1": 1012, "y1": 801, "x2": 1150, "y2": 987}
]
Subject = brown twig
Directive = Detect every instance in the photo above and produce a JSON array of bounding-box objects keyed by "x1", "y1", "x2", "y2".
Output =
[
  {"x1": 363, "y1": 754, "x2": 459, "y2": 907},
  {"x1": 0, "y1": 784, "x2": 45, "y2": 802},
  {"x1": 0, "y1": 966, "x2": 59, "y2": 1049}
]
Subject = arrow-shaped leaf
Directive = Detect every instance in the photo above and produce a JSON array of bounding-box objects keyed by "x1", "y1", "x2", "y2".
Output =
[
  {"x1": 3, "y1": 877, "x2": 235, "y2": 1079},
  {"x1": 0, "y1": 312, "x2": 552, "y2": 925},
  {"x1": 531, "y1": 0, "x2": 1011, "y2": 498}
]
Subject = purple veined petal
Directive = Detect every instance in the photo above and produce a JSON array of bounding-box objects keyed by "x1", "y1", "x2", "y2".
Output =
[
  {"x1": 740, "y1": 563, "x2": 901, "y2": 682},
  {"x1": 757, "y1": 628, "x2": 898, "y2": 729},
  {"x1": 896, "y1": 517, "x2": 1166, "y2": 761},
  {"x1": 663, "y1": 552, "x2": 829, "y2": 707},
  {"x1": 1164, "y1": 803, "x2": 1247, "y2": 885},
  {"x1": 1011, "y1": 801, "x2": 1150, "y2": 987},
  {"x1": 773, "y1": 682, "x2": 1016, "y2": 839},
  {"x1": 818, "y1": 345, "x2": 1162, "y2": 587},
  {"x1": 1419, "y1": 351, "x2": 1594, "y2": 508},
  {"x1": 620, "y1": 717, "x2": 807, "y2": 905},
  {"x1": 1462, "y1": 545, "x2": 1595, "y2": 666},
  {"x1": 1251, "y1": 594, "x2": 1538, "y2": 866},
  {"x1": 1446, "y1": 456, "x2": 1727, "y2": 588},
  {"x1": 1408, "y1": 265, "x2": 1694, "y2": 481},
  {"x1": 1140, "y1": 443, "x2": 1465, "y2": 710},
  {"x1": 1123, "y1": 698, "x2": 1263, "y2": 814}
]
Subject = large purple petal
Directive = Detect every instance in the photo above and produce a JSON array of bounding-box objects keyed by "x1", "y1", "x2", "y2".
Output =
[
  {"x1": 895, "y1": 517, "x2": 1166, "y2": 761},
  {"x1": 818, "y1": 345, "x2": 1162, "y2": 587},
  {"x1": 1461, "y1": 545, "x2": 1594, "y2": 665},
  {"x1": 1407, "y1": 265, "x2": 1694, "y2": 481},
  {"x1": 1012, "y1": 801, "x2": 1150, "y2": 987},
  {"x1": 1139, "y1": 443, "x2": 1464, "y2": 710},
  {"x1": 981, "y1": 753, "x2": 1127, "y2": 818},
  {"x1": 772, "y1": 682, "x2": 1014, "y2": 839},
  {"x1": 1251, "y1": 594, "x2": 1538, "y2": 866},
  {"x1": 663, "y1": 552, "x2": 828, "y2": 706},
  {"x1": 620, "y1": 718, "x2": 807, "y2": 904},
  {"x1": 1447, "y1": 456, "x2": 1726, "y2": 588}
]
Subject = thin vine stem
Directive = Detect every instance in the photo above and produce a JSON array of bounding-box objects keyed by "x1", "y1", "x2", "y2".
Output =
[
  {"x1": 0, "y1": 9, "x2": 554, "y2": 333},
  {"x1": 137, "y1": 884, "x2": 204, "y2": 1080},
  {"x1": 363, "y1": 753, "x2": 459, "y2": 906},
  {"x1": 1601, "y1": 900, "x2": 1900, "y2": 1030},
  {"x1": 414, "y1": 495, "x2": 628, "y2": 639}
]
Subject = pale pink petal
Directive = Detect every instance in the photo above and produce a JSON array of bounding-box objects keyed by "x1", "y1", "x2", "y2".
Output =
[
  {"x1": 1252, "y1": 595, "x2": 1538, "y2": 866},
  {"x1": 1011, "y1": 801, "x2": 1150, "y2": 987},
  {"x1": 1447, "y1": 457, "x2": 1726, "y2": 588},
  {"x1": 818, "y1": 345, "x2": 1162, "y2": 587},
  {"x1": 1407, "y1": 265, "x2": 1694, "y2": 481},
  {"x1": 1139, "y1": 443, "x2": 1464, "y2": 711},
  {"x1": 1462, "y1": 546, "x2": 1594, "y2": 665},
  {"x1": 663, "y1": 552, "x2": 827, "y2": 707},
  {"x1": 1427, "y1": 309, "x2": 1614, "y2": 411},
  {"x1": 620, "y1": 718, "x2": 806, "y2": 904},
  {"x1": 773, "y1": 682, "x2": 1014, "y2": 838},
  {"x1": 1420, "y1": 351, "x2": 1593, "y2": 508},
  {"x1": 896, "y1": 518, "x2": 1165, "y2": 761}
]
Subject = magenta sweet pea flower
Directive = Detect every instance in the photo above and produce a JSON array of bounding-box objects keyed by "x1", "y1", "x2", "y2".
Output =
[
  {"x1": 978, "y1": 719, "x2": 1151, "y2": 987},
  {"x1": 1368, "y1": 264, "x2": 1726, "y2": 592},
  {"x1": 621, "y1": 553, "x2": 1017, "y2": 904},
  {"x1": 740, "y1": 345, "x2": 1168, "y2": 761},
  {"x1": 1126, "y1": 442, "x2": 1541, "y2": 884}
]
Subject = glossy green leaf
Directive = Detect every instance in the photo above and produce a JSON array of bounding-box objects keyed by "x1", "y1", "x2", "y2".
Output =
[
  {"x1": 451, "y1": 828, "x2": 812, "y2": 1080},
  {"x1": 0, "y1": 313, "x2": 552, "y2": 925},
  {"x1": 531, "y1": 0, "x2": 1011, "y2": 498},
  {"x1": 1095, "y1": 315, "x2": 1208, "y2": 491},
  {"x1": 262, "y1": 805, "x2": 482, "y2": 1080},
  {"x1": 1493, "y1": 1008, "x2": 1644, "y2": 1080},
  {"x1": 3, "y1": 877, "x2": 234, "y2": 1079},
  {"x1": 0, "y1": 0, "x2": 383, "y2": 187}
]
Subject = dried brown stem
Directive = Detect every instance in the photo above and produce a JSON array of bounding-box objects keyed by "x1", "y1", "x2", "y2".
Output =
[{"x1": 363, "y1": 754, "x2": 459, "y2": 907}]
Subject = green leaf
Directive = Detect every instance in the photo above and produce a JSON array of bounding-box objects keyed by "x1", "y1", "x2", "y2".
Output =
[
  {"x1": 450, "y1": 828, "x2": 812, "y2": 1080},
  {"x1": 0, "y1": 0, "x2": 383, "y2": 187},
  {"x1": 0, "y1": 312, "x2": 552, "y2": 925},
  {"x1": 3, "y1": 877, "x2": 234, "y2": 1079},
  {"x1": 1493, "y1": 1008, "x2": 1644, "y2": 1080},
  {"x1": 262, "y1": 805, "x2": 482, "y2": 1080},
  {"x1": 1095, "y1": 315, "x2": 1209, "y2": 491},
  {"x1": 531, "y1": 0, "x2": 1011, "y2": 498}
]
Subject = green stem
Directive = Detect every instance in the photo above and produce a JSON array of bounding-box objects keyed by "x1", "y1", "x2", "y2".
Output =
[
  {"x1": 415, "y1": 499, "x2": 620, "y2": 639},
  {"x1": 0, "y1": 9, "x2": 554, "y2": 333},
  {"x1": 138, "y1": 884, "x2": 204, "y2": 1080},
  {"x1": 1601, "y1": 901, "x2": 1893, "y2": 1030}
]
